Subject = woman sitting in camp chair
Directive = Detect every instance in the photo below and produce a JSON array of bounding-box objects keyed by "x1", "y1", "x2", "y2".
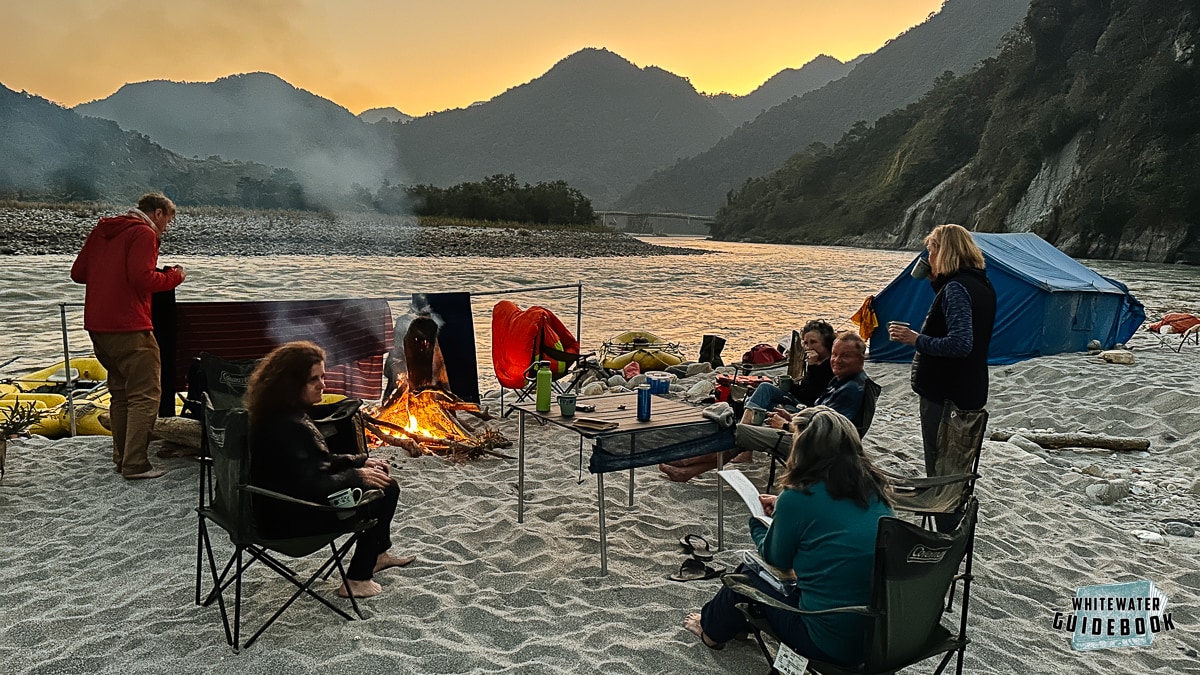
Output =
[
  {"x1": 246, "y1": 341, "x2": 415, "y2": 599},
  {"x1": 682, "y1": 407, "x2": 893, "y2": 666}
]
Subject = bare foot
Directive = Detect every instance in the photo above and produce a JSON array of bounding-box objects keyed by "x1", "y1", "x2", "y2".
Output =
[
  {"x1": 659, "y1": 462, "x2": 709, "y2": 483},
  {"x1": 373, "y1": 552, "x2": 415, "y2": 573},
  {"x1": 729, "y1": 451, "x2": 753, "y2": 463},
  {"x1": 684, "y1": 613, "x2": 723, "y2": 649},
  {"x1": 339, "y1": 579, "x2": 382, "y2": 598}
]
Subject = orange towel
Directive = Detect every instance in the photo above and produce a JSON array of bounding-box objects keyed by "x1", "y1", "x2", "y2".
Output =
[{"x1": 851, "y1": 295, "x2": 879, "y2": 341}]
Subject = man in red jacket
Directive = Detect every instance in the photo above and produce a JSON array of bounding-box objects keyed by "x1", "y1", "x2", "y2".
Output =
[{"x1": 71, "y1": 193, "x2": 187, "y2": 479}]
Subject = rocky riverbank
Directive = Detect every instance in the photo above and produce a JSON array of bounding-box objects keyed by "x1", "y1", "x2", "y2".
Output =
[{"x1": 0, "y1": 206, "x2": 707, "y2": 258}]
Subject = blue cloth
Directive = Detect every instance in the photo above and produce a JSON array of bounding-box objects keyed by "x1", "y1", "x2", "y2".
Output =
[
  {"x1": 745, "y1": 382, "x2": 799, "y2": 413},
  {"x1": 746, "y1": 483, "x2": 893, "y2": 665}
]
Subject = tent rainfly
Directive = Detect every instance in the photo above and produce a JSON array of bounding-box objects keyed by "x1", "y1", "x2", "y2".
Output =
[{"x1": 869, "y1": 233, "x2": 1145, "y2": 365}]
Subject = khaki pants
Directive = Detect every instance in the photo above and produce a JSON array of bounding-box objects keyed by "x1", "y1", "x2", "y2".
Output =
[{"x1": 91, "y1": 331, "x2": 161, "y2": 476}]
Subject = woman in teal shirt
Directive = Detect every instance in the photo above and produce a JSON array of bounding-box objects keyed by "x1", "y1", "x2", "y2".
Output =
[{"x1": 684, "y1": 406, "x2": 893, "y2": 665}]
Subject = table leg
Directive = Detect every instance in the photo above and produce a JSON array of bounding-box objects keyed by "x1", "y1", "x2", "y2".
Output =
[
  {"x1": 627, "y1": 433, "x2": 636, "y2": 507},
  {"x1": 518, "y1": 411, "x2": 526, "y2": 524},
  {"x1": 717, "y1": 450, "x2": 725, "y2": 551},
  {"x1": 598, "y1": 472, "x2": 608, "y2": 576}
]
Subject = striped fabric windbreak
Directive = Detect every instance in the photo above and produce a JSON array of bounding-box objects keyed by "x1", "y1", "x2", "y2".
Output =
[{"x1": 171, "y1": 298, "x2": 393, "y2": 400}]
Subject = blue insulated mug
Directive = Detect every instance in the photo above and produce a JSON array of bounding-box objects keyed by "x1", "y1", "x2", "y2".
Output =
[
  {"x1": 636, "y1": 384, "x2": 652, "y2": 421},
  {"x1": 647, "y1": 372, "x2": 670, "y2": 395}
]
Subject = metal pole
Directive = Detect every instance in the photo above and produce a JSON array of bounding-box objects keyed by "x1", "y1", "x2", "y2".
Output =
[
  {"x1": 59, "y1": 303, "x2": 77, "y2": 437},
  {"x1": 717, "y1": 451, "x2": 725, "y2": 551},
  {"x1": 627, "y1": 433, "x2": 635, "y2": 507},
  {"x1": 517, "y1": 411, "x2": 526, "y2": 524},
  {"x1": 598, "y1": 472, "x2": 608, "y2": 576},
  {"x1": 575, "y1": 282, "x2": 582, "y2": 347}
]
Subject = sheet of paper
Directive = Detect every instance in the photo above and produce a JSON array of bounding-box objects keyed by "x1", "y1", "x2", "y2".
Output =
[{"x1": 718, "y1": 468, "x2": 771, "y2": 526}]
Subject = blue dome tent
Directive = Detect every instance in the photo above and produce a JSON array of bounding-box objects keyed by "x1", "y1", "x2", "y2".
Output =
[{"x1": 868, "y1": 233, "x2": 1145, "y2": 365}]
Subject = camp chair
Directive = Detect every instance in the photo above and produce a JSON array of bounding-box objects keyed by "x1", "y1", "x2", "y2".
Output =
[
  {"x1": 885, "y1": 402, "x2": 987, "y2": 532},
  {"x1": 195, "y1": 396, "x2": 381, "y2": 651},
  {"x1": 183, "y1": 353, "x2": 260, "y2": 605},
  {"x1": 764, "y1": 376, "x2": 882, "y2": 491},
  {"x1": 722, "y1": 497, "x2": 979, "y2": 675},
  {"x1": 1155, "y1": 323, "x2": 1200, "y2": 352},
  {"x1": 491, "y1": 300, "x2": 591, "y2": 416}
]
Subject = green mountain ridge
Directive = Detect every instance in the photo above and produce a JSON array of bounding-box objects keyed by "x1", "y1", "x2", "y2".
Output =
[
  {"x1": 711, "y1": 0, "x2": 1200, "y2": 264},
  {"x1": 616, "y1": 0, "x2": 1032, "y2": 215}
]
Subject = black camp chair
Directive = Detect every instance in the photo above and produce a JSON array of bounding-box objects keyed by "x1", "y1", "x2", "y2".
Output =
[
  {"x1": 764, "y1": 377, "x2": 882, "y2": 491},
  {"x1": 184, "y1": 353, "x2": 260, "y2": 605},
  {"x1": 723, "y1": 497, "x2": 979, "y2": 675},
  {"x1": 885, "y1": 402, "x2": 987, "y2": 532},
  {"x1": 196, "y1": 397, "x2": 382, "y2": 651}
]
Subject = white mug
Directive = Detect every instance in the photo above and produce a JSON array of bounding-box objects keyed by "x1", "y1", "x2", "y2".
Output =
[{"x1": 328, "y1": 487, "x2": 362, "y2": 508}]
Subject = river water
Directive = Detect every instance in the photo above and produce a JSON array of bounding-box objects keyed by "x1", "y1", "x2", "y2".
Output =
[{"x1": 1, "y1": 237, "x2": 1196, "y2": 384}]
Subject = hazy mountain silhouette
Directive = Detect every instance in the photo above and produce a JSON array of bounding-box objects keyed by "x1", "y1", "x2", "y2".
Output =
[
  {"x1": 75, "y1": 72, "x2": 399, "y2": 200},
  {"x1": 0, "y1": 83, "x2": 308, "y2": 207},
  {"x1": 359, "y1": 107, "x2": 412, "y2": 124},
  {"x1": 389, "y1": 48, "x2": 735, "y2": 206},
  {"x1": 708, "y1": 54, "x2": 861, "y2": 127},
  {"x1": 617, "y1": 0, "x2": 1032, "y2": 215}
]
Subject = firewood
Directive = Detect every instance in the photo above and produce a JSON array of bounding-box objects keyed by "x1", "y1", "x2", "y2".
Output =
[{"x1": 989, "y1": 428, "x2": 1151, "y2": 451}]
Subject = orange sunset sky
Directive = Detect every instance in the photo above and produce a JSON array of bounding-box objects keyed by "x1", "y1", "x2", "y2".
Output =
[{"x1": 4, "y1": 0, "x2": 945, "y2": 116}]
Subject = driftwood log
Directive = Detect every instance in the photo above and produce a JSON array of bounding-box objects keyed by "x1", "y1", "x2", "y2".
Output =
[{"x1": 990, "y1": 429, "x2": 1151, "y2": 452}]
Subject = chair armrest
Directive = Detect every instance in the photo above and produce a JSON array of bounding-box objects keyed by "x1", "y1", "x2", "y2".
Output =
[
  {"x1": 241, "y1": 485, "x2": 384, "y2": 513},
  {"x1": 721, "y1": 573, "x2": 876, "y2": 617},
  {"x1": 889, "y1": 472, "x2": 977, "y2": 489}
]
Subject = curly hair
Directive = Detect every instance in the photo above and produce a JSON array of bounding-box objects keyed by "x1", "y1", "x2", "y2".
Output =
[
  {"x1": 925, "y1": 223, "x2": 985, "y2": 278},
  {"x1": 244, "y1": 341, "x2": 325, "y2": 423},
  {"x1": 800, "y1": 319, "x2": 836, "y2": 353},
  {"x1": 779, "y1": 406, "x2": 891, "y2": 509}
]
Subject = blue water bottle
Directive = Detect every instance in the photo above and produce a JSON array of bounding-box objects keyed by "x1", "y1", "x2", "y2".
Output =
[{"x1": 636, "y1": 384, "x2": 652, "y2": 421}]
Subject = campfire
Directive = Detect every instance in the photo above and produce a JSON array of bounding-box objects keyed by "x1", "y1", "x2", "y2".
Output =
[{"x1": 362, "y1": 311, "x2": 510, "y2": 460}]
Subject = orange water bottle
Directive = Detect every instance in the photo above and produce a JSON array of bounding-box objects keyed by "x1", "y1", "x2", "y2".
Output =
[{"x1": 535, "y1": 361, "x2": 552, "y2": 412}]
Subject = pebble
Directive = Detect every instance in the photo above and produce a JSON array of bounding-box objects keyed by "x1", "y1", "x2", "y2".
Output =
[
  {"x1": 1080, "y1": 464, "x2": 1105, "y2": 477},
  {"x1": 1100, "y1": 350, "x2": 1135, "y2": 364},
  {"x1": 626, "y1": 374, "x2": 648, "y2": 388},
  {"x1": 1130, "y1": 529, "x2": 1167, "y2": 545},
  {"x1": 1085, "y1": 479, "x2": 1130, "y2": 505},
  {"x1": 1163, "y1": 522, "x2": 1196, "y2": 537},
  {"x1": 1007, "y1": 434, "x2": 1045, "y2": 455},
  {"x1": 686, "y1": 362, "x2": 713, "y2": 377},
  {"x1": 665, "y1": 365, "x2": 689, "y2": 378},
  {"x1": 581, "y1": 382, "x2": 606, "y2": 396}
]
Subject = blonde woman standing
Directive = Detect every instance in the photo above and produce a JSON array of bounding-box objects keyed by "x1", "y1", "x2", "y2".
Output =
[{"x1": 888, "y1": 224, "x2": 994, "y2": 529}]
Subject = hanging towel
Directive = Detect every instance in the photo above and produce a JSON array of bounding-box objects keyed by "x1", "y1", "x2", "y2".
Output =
[{"x1": 851, "y1": 295, "x2": 879, "y2": 341}]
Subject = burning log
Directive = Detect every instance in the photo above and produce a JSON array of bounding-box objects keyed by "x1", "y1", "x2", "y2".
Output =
[{"x1": 373, "y1": 306, "x2": 508, "y2": 460}]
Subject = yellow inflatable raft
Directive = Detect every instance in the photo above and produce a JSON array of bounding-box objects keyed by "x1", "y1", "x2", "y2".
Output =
[{"x1": 599, "y1": 331, "x2": 685, "y2": 372}]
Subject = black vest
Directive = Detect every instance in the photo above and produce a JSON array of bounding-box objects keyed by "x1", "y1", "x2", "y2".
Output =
[{"x1": 911, "y1": 267, "x2": 996, "y2": 410}]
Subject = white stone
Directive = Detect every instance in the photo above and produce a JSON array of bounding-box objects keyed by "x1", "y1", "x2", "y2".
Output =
[
  {"x1": 581, "y1": 382, "x2": 606, "y2": 396},
  {"x1": 627, "y1": 374, "x2": 648, "y2": 388},
  {"x1": 1100, "y1": 350, "x2": 1135, "y2": 364},
  {"x1": 687, "y1": 380, "x2": 714, "y2": 397},
  {"x1": 1130, "y1": 529, "x2": 1167, "y2": 546},
  {"x1": 606, "y1": 375, "x2": 627, "y2": 388},
  {"x1": 686, "y1": 362, "x2": 713, "y2": 377}
]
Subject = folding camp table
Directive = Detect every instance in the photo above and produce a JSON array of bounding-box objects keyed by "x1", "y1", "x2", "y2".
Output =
[{"x1": 513, "y1": 392, "x2": 736, "y2": 575}]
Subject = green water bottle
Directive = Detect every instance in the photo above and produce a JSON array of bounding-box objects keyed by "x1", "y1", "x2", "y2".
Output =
[{"x1": 535, "y1": 361, "x2": 552, "y2": 412}]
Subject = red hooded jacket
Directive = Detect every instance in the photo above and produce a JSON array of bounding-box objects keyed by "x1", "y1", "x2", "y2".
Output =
[{"x1": 70, "y1": 213, "x2": 185, "y2": 333}]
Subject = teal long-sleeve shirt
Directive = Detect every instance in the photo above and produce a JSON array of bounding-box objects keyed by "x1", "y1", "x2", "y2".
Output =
[{"x1": 749, "y1": 482, "x2": 893, "y2": 665}]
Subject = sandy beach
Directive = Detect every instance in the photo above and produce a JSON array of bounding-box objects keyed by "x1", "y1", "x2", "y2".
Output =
[{"x1": 2, "y1": 331, "x2": 1198, "y2": 674}]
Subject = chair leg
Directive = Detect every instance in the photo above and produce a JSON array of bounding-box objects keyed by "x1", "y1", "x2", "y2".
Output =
[
  {"x1": 243, "y1": 536, "x2": 361, "y2": 649},
  {"x1": 233, "y1": 548, "x2": 243, "y2": 653},
  {"x1": 199, "y1": 520, "x2": 235, "y2": 647},
  {"x1": 766, "y1": 456, "x2": 778, "y2": 492}
]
